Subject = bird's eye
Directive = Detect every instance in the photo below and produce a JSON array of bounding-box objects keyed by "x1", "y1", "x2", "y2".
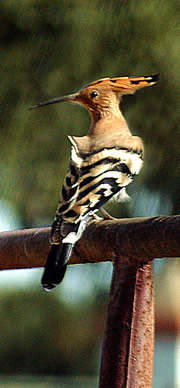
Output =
[{"x1": 90, "y1": 91, "x2": 98, "y2": 98}]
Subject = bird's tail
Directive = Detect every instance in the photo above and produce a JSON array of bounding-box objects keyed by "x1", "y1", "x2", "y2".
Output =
[{"x1": 41, "y1": 243, "x2": 73, "y2": 291}]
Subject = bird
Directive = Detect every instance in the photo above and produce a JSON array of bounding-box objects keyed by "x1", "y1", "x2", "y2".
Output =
[{"x1": 30, "y1": 74, "x2": 159, "y2": 291}]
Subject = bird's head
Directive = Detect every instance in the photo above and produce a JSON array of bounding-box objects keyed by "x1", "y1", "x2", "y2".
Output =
[{"x1": 30, "y1": 74, "x2": 159, "y2": 122}]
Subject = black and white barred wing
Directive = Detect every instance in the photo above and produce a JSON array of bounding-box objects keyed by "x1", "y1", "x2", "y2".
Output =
[
  {"x1": 64, "y1": 140, "x2": 143, "y2": 222},
  {"x1": 52, "y1": 136, "x2": 143, "y2": 245},
  {"x1": 76, "y1": 147, "x2": 143, "y2": 216}
]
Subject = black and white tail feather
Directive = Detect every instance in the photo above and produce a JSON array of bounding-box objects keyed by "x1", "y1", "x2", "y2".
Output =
[
  {"x1": 42, "y1": 213, "x2": 90, "y2": 291},
  {"x1": 41, "y1": 244, "x2": 72, "y2": 291}
]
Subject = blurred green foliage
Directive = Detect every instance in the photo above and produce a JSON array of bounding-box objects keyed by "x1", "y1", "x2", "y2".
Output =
[
  {"x1": 0, "y1": 0, "x2": 179, "y2": 226},
  {"x1": 0, "y1": 288, "x2": 107, "y2": 375}
]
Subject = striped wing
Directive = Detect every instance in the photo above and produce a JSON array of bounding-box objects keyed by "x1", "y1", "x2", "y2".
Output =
[
  {"x1": 72, "y1": 147, "x2": 143, "y2": 218},
  {"x1": 51, "y1": 142, "x2": 143, "y2": 245}
]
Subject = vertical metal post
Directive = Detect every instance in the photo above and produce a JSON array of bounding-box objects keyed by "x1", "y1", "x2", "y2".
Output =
[
  {"x1": 99, "y1": 260, "x2": 154, "y2": 388},
  {"x1": 127, "y1": 262, "x2": 154, "y2": 387}
]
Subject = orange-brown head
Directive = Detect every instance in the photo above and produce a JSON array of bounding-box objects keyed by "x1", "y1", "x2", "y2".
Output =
[
  {"x1": 30, "y1": 74, "x2": 159, "y2": 108},
  {"x1": 30, "y1": 74, "x2": 159, "y2": 132}
]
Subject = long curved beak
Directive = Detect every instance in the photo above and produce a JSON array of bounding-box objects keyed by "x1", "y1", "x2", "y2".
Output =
[{"x1": 29, "y1": 93, "x2": 77, "y2": 110}]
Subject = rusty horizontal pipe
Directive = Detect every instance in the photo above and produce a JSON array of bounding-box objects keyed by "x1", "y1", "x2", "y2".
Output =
[{"x1": 0, "y1": 215, "x2": 179, "y2": 270}]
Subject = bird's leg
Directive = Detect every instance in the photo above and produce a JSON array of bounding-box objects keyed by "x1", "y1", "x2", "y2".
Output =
[
  {"x1": 91, "y1": 213, "x2": 103, "y2": 221},
  {"x1": 99, "y1": 207, "x2": 117, "y2": 220}
]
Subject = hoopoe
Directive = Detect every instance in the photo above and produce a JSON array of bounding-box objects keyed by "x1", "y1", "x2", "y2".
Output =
[{"x1": 31, "y1": 74, "x2": 159, "y2": 290}]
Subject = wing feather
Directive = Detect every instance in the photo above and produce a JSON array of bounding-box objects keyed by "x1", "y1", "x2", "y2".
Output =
[{"x1": 51, "y1": 139, "x2": 143, "y2": 243}]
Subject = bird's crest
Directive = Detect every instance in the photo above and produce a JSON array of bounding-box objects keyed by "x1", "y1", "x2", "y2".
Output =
[{"x1": 84, "y1": 74, "x2": 159, "y2": 95}]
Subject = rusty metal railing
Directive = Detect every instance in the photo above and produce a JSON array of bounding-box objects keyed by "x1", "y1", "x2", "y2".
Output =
[{"x1": 0, "y1": 215, "x2": 179, "y2": 387}]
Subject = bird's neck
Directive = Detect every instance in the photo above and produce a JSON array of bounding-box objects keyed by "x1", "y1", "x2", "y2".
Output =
[{"x1": 88, "y1": 106, "x2": 131, "y2": 136}]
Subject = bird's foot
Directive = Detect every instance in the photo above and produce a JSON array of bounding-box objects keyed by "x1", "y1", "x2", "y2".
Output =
[{"x1": 92, "y1": 213, "x2": 103, "y2": 221}]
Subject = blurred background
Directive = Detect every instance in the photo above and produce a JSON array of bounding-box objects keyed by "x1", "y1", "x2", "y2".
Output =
[{"x1": 0, "y1": 0, "x2": 179, "y2": 386}]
